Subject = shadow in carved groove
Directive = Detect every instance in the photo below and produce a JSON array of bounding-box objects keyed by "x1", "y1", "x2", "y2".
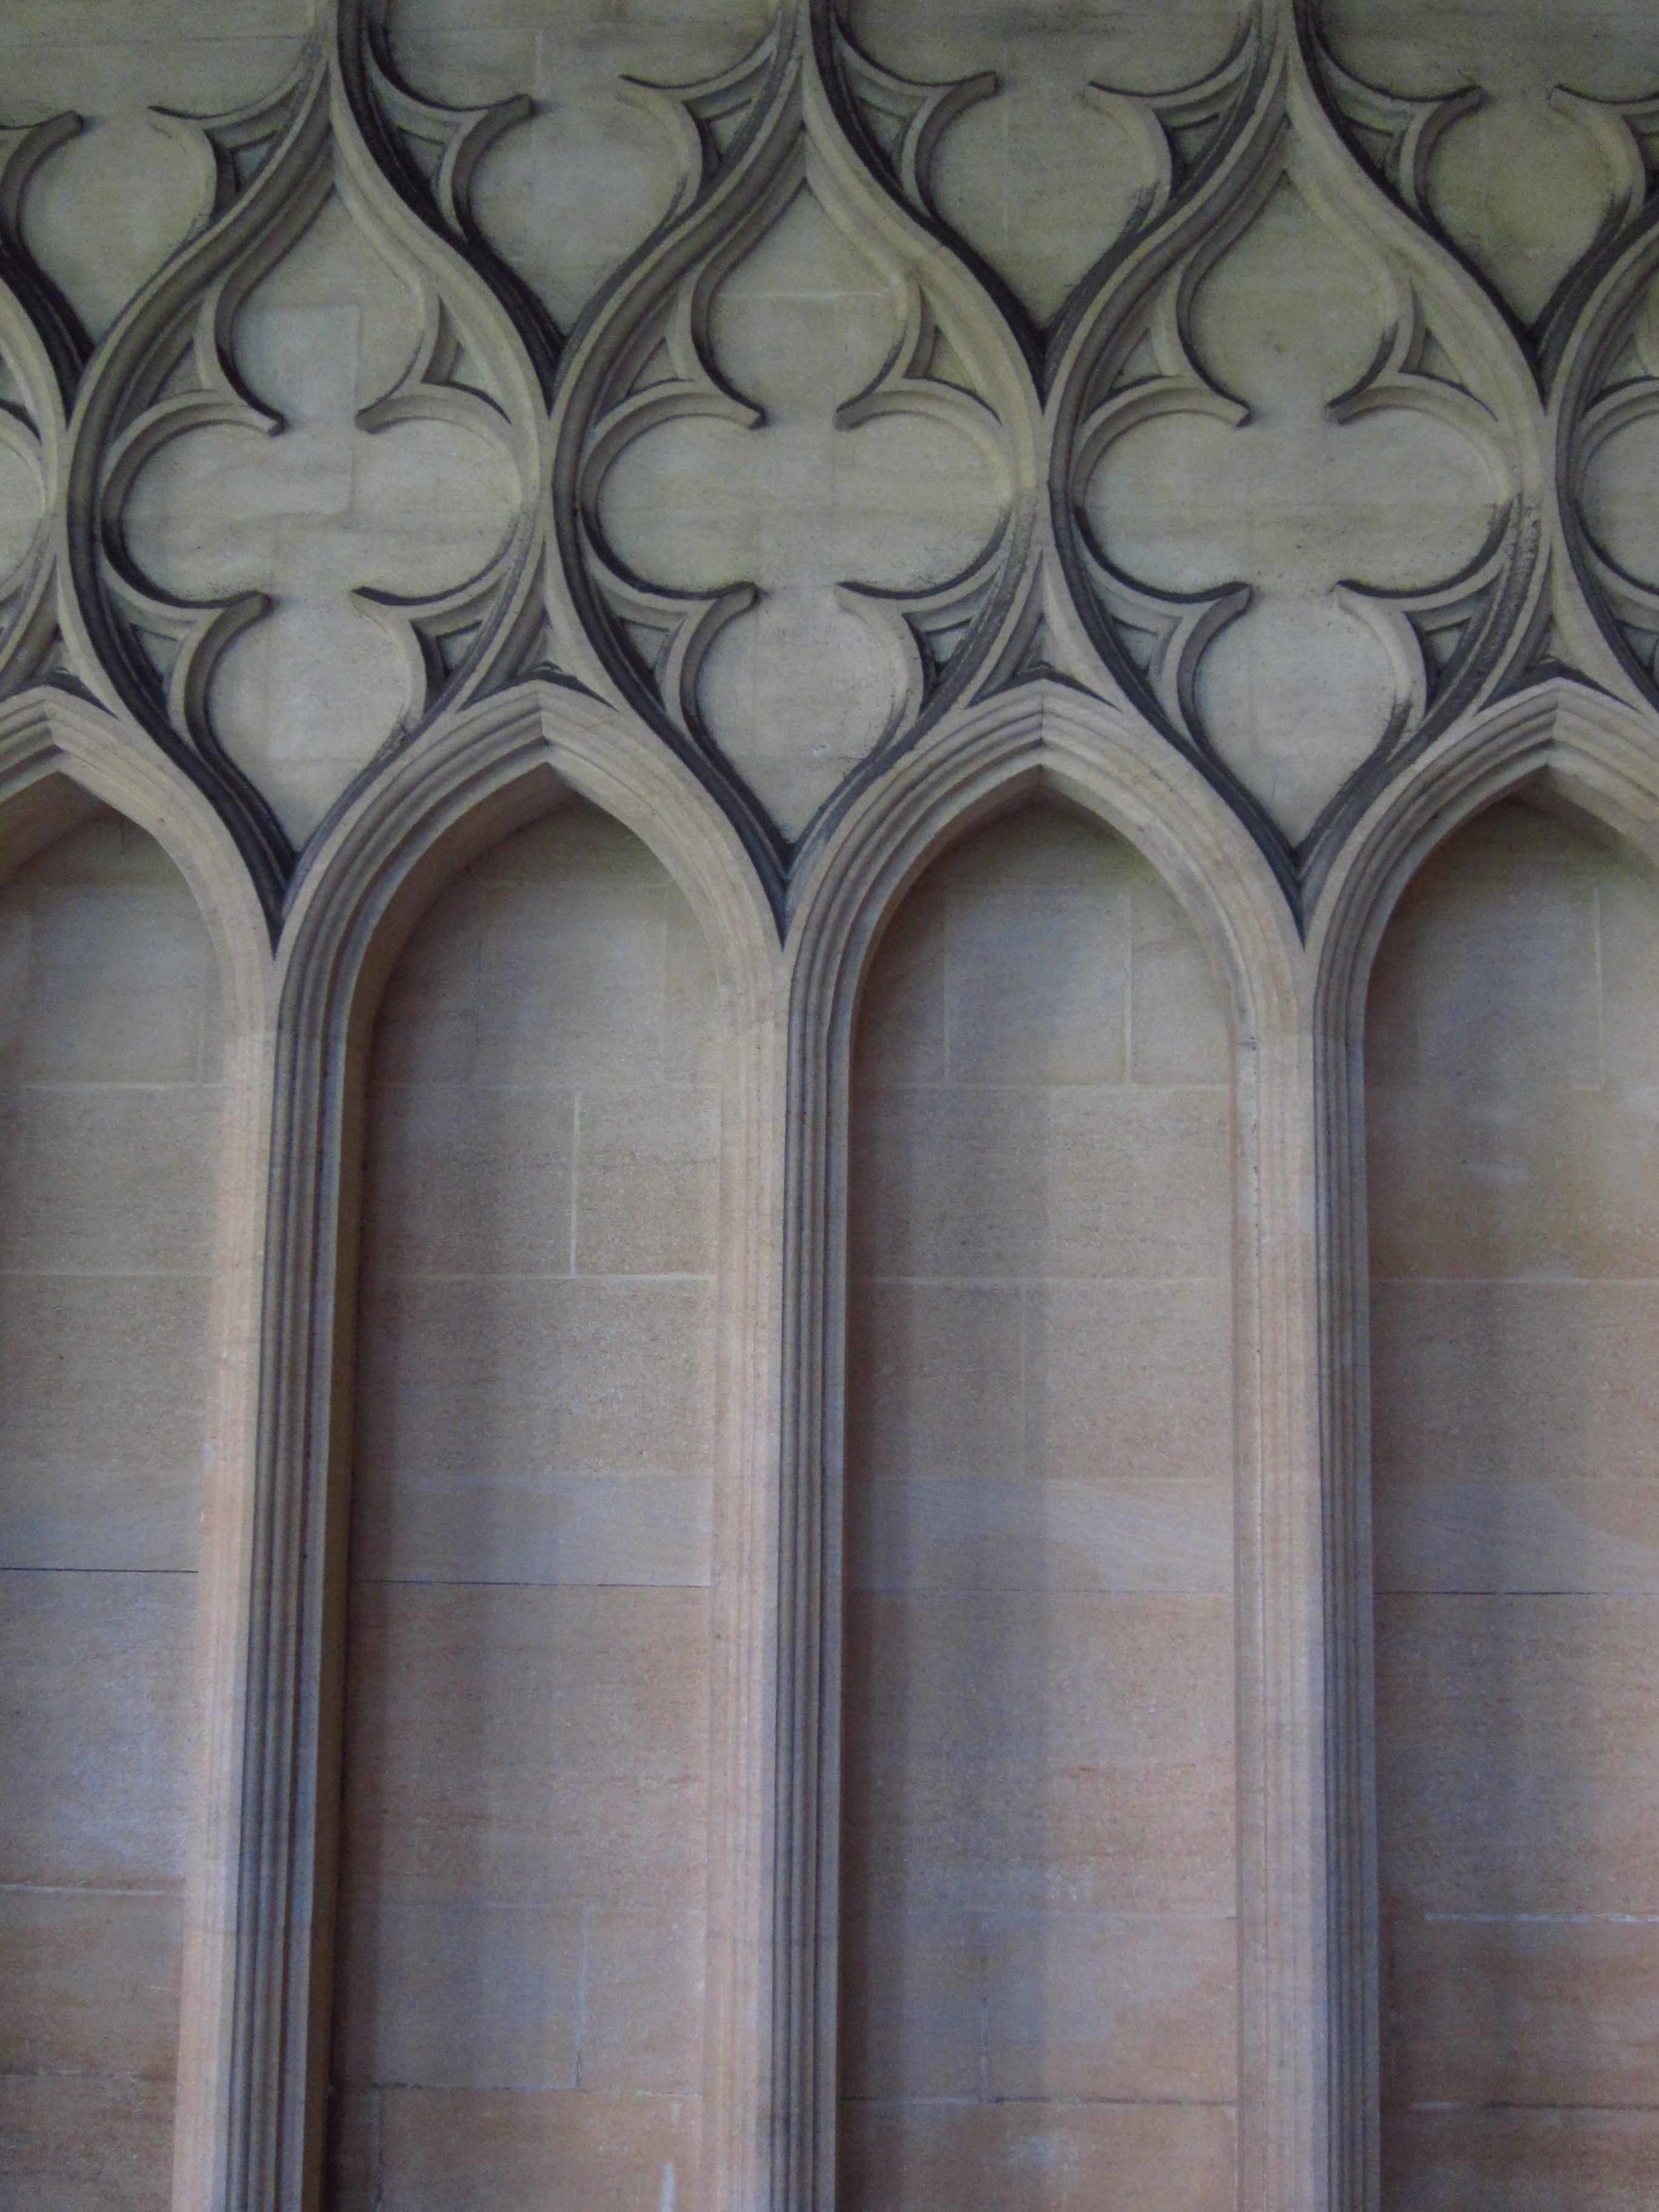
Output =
[
  {"x1": 839, "y1": 797, "x2": 1238, "y2": 2212},
  {"x1": 1367, "y1": 794, "x2": 1659, "y2": 2202},
  {"x1": 0, "y1": 804, "x2": 225, "y2": 2206},
  {"x1": 325, "y1": 798, "x2": 721, "y2": 2207}
]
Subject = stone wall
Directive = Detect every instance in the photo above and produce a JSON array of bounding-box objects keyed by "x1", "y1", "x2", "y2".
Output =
[
  {"x1": 1, "y1": 809, "x2": 222, "y2": 2202},
  {"x1": 843, "y1": 804, "x2": 1237, "y2": 2208},
  {"x1": 2, "y1": 2, "x2": 1659, "y2": 2209}
]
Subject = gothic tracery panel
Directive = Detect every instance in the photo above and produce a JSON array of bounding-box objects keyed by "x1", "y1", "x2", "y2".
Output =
[{"x1": 7, "y1": 0, "x2": 1659, "y2": 2205}]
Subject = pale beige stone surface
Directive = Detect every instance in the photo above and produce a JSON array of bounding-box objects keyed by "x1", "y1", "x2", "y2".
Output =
[
  {"x1": 1378, "y1": 2106, "x2": 1659, "y2": 2211},
  {"x1": 392, "y1": 0, "x2": 769, "y2": 329},
  {"x1": 328, "y1": 800, "x2": 720, "y2": 2205},
  {"x1": 0, "y1": 810, "x2": 223, "y2": 2209},
  {"x1": 1368, "y1": 798, "x2": 1659, "y2": 2205},
  {"x1": 124, "y1": 200, "x2": 522, "y2": 844},
  {"x1": 842, "y1": 802, "x2": 1236, "y2": 2212},
  {"x1": 11, "y1": 3, "x2": 1659, "y2": 2205},
  {"x1": 839, "y1": 2097, "x2": 1238, "y2": 2212}
]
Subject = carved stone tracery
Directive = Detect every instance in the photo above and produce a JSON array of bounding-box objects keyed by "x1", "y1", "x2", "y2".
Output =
[
  {"x1": 5, "y1": 3, "x2": 1659, "y2": 2209},
  {"x1": 0, "y1": 0, "x2": 1650, "y2": 928}
]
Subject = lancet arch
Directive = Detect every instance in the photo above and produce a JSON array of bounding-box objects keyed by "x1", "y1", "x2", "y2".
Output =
[
  {"x1": 780, "y1": 681, "x2": 1319, "y2": 2212},
  {"x1": 1312, "y1": 678, "x2": 1659, "y2": 2205},
  {"x1": 220, "y1": 677, "x2": 778, "y2": 2208},
  {"x1": 0, "y1": 690, "x2": 271, "y2": 2210}
]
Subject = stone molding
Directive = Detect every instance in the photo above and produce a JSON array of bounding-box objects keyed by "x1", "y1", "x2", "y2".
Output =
[
  {"x1": 5, "y1": 0, "x2": 1659, "y2": 2205},
  {"x1": 5, "y1": 0, "x2": 1655, "y2": 917}
]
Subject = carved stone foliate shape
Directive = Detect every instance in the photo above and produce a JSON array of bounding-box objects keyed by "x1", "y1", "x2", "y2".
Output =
[
  {"x1": 544, "y1": 5, "x2": 1033, "y2": 886},
  {"x1": 35, "y1": 9, "x2": 547, "y2": 917},
  {"x1": 6, "y1": 0, "x2": 1659, "y2": 927}
]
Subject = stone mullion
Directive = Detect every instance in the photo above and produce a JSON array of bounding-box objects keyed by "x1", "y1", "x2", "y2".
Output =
[
  {"x1": 1236, "y1": 998, "x2": 1342, "y2": 2212},
  {"x1": 169, "y1": 1001, "x2": 282, "y2": 2212},
  {"x1": 700, "y1": 942, "x2": 794, "y2": 2212},
  {"x1": 220, "y1": 930, "x2": 364, "y2": 2212},
  {"x1": 1313, "y1": 1001, "x2": 1382, "y2": 2212},
  {"x1": 766, "y1": 915, "x2": 849, "y2": 2212}
]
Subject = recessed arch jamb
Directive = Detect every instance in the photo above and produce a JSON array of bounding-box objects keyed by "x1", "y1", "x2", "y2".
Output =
[
  {"x1": 0, "y1": 687, "x2": 272, "y2": 1038},
  {"x1": 778, "y1": 679, "x2": 1322, "y2": 2212},
  {"x1": 1306, "y1": 676, "x2": 1659, "y2": 2212},
  {"x1": 0, "y1": 686, "x2": 277, "y2": 2212},
  {"x1": 223, "y1": 677, "x2": 782, "y2": 2212}
]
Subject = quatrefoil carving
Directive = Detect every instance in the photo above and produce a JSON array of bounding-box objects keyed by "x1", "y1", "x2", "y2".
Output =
[
  {"x1": 586, "y1": 184, "x2": 1010, "y2": 838},
  {"x1": 552, "y1": 11, "x2": 1032, "y2": 875},
  {"x1": 121, "y1": 198, "x2": 520, "y2": 843},
  {"x1": 1084, "y1": 177, "x2": 1502, "y2": 842},
  {"x1": 44, "y1": 23, "x2": 547, "y2": 916}
]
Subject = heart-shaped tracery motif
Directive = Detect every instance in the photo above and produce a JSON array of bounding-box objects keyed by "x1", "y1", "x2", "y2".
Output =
[{"x1": 1319, "y1": 0, "x2": 1659, "y2": 331}]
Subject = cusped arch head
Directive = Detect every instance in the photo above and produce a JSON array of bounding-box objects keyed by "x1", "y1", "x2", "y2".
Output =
[
  {"x1": 0, "y1": 687, "x2": 273, "y2": 1044},
  {"x1": 1310, "y1": 676, "x2": 1659, "y2": 1035},
  {"x1": 786, "y1": 677, "x2": 1305, "y2": 1061},
  {"x1": 276, "y1": 675, "x2": 782, "y2": 1059}
]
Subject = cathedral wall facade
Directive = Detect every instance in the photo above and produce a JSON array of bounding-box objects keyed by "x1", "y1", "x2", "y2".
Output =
[{"x1": 4, "y1": 2, "x2": 1659, "y2": 2207}]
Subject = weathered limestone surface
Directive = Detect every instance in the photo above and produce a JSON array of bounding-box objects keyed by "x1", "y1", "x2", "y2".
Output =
[
  {"x1": 0, "y1": 810, "x2": 223, "y2": 2209},
  {"x1": 843, "y1": 804, "x2": 1237, "y2": 2210},
  {"x1": 330, "y1": 802, "x2": 719, "y2": 2207},
  {"x1": 2, "y1": 1, "x2": 1659, "y2": 2209},
  {"x1": 1369, "y1": 799, "x2": 1659, "y2": 2205}
]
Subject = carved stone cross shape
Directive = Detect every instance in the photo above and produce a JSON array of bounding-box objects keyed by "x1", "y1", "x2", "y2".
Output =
[
  {"x1": 1088, "y1": 185, "x2": 1496, "y2": 841},
  {"x1": 595, "y1": 188, "x2": 1005, "y2": 839},
  {"x1": 123, "y1": 205, "x2": 518, "y2": 842}
]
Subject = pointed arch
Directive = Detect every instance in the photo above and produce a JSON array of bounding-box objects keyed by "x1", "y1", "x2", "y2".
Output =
[
  {"x1": 0, "y1": 689, "x2": 275, "y2": 2212},
  {"x1": 0, "y1": 688, "x2": 271, "y2": 1037},
  {"x1": 778, "y1": 682, "x2": 1320, "y2": 2212},
  {"x1": 1309, "y1": 677, "x2": 1659, "y2": 2209},
  {"x1": 224, "y1": 679, "x2": 780, "y2": 2211}
]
